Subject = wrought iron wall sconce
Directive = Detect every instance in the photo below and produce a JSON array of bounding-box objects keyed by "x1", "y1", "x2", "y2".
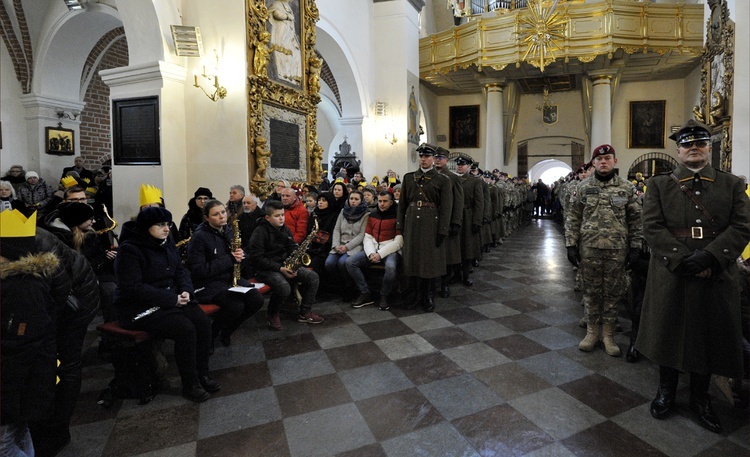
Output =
[{"x1": 193, "y1": 49, "x2": 227, "y2": 102}]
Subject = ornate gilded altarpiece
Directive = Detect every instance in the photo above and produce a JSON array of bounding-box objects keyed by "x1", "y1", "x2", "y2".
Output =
[
  {"x1": 246, "y1": 0, "x2": 323, "y2": 196},
  {"x1": 695, "y1": 0, "x2": 734, "y2": 171}
]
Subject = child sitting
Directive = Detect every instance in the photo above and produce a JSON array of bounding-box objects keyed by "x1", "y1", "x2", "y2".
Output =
[{"x1": 248, "y1": 200, "x2": 324, "y2": 330}]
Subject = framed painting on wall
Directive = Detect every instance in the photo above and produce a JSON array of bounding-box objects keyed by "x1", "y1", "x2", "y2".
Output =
[
  {"x1": 628, "y1": 100, "x2": 665, "y2": 149},
  {"x1": 46, "y1": 125, "x2": 75, "y2": 155},
  {"x1": 449, "y1": 105, "x2": 479, "y2": 149}
]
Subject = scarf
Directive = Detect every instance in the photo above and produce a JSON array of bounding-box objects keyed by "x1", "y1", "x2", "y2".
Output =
[{"x1": 342, "y1": 199, "x2": 369, "y2": 223}]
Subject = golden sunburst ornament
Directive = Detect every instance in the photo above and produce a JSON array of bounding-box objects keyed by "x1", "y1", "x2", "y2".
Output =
[{"x1": 518, "y1": 0, "x2": 566, "y2": 72}]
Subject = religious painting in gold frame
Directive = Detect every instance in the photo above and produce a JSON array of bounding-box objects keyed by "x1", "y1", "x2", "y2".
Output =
[
  {"x1": 695, "y1": 0, "x2": 734, "y2": 171},
  {"x1": 246, "y1": 0, "x2": 323, "y2": 193}
]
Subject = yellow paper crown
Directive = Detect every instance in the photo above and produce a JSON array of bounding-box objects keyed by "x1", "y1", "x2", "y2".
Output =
[
  {"x1": 371, "y1": 176, "x2": 379, "y2": 186},
  {"x1": 139, "y1": 184, "x2": 163, "y2": 207},
  {"x1": 0, "y1": 210, "x2": 37, "y2": 238},
  {"x1": 61, "y1": 176, "x2": 78, "y2": 189}
]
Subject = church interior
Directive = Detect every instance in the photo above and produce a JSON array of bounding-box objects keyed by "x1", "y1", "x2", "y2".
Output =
[{"x1": 1, "y1": 0, "x2": 749, "y2": 456}]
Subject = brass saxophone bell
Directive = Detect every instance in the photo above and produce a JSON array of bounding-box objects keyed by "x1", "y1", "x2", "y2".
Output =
[{"x1": 301, "y1": 253, "x2": 311, "y2": 266}]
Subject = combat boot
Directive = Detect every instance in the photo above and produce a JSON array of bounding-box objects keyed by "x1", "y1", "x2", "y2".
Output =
[
  {"x1": 578, "y1": 323, "x2": 600, "y2": 352},
  {"x1": 439, "y1": 275, "x2": 450, "y2": 298},
  {"x1": 422, "y1": 279, "x2": 436, "y2": 313},
  {"x1": 601, "y1": 322, "x2": 621, "y2": 357},
  {"x1": 690, "y1": 372, "x2": 722, "y2": 433}
]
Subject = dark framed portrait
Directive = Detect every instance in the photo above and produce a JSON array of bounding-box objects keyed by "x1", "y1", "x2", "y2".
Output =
[
  {"x1": 628, "y1": 100, "x2": 665, "y2": 149},
  {"x1": 113, "y1": 96, "x2": 161, "y2": 165},
  {"x1": 45, "y1": 125, "x2": 75, "y2": 155},
  {"x1": 449, "y1": 105, "x2": 479, "y2": 149},
  {"x1": 265, "y1": 0, "x2": 303, "y2": 90},
  {"x1": 543, "y1": 105, "x2": 558, "y2": 125}
]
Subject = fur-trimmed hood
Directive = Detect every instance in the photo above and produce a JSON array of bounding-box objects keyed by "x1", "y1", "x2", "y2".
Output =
[{"x1": 0, "y1": 252, "x2": 60, "y2": 279}]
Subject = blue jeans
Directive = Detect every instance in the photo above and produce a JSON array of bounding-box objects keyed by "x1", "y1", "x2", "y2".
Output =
[
  {"x1": 325, "y1": 252, "x2": 349, "y2": 275},
  {"x1": 1, "y1": 424, "x2": 33, "y2": 457},
  {"x1": 345, "y1": 251, "x2": 400, "y2": 296}
]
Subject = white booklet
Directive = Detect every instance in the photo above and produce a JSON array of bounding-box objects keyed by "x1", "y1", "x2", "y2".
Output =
[{"x1": 229, "y1": 283, "x2": 265, "y2": 293}]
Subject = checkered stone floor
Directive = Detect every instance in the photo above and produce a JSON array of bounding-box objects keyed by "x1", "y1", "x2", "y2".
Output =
[{"x1": 63, "y1": 218, "x2": 750, "y2": 457}]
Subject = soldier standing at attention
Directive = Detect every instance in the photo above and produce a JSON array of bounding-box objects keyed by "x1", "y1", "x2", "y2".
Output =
[
  {"x1": 454, "y1": 153, "x2": 484, "y2": 286},
  {"x1": 565, "y1": 144, "x2": 643, "y2": 357},
  {"x1": 397, "y1": 144, "x2": 453, "y2": 312},
  {"x1": 434, "y1": 147, "x2": 464, "y2": 298},
  {"x1": 637, "y1": 120, "x2": 750, "y2": 433}
]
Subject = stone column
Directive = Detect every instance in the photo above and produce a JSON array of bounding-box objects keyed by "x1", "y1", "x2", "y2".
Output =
[
  {"x1": 589, "y1": 73, "x2": 613, "y2": 155},
  {"x1": 484, "y1": 82, "x2": 505, "y2": 172}
]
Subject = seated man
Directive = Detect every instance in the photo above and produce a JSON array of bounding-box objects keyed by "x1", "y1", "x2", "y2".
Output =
[
  {"x1": 281, "y1": 187, "x2": 309, "y2": 244},
  {"x1": 248, "y1": 200, "x2": 324, "y2": 330},
  {"x1": 345, "y1": 191, "x2": 403, "y2": 310}
]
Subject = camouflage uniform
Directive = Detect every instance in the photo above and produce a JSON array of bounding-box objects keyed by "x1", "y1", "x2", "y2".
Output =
[{"x1": 565, "y1": 175, "x2": 642, "y2": 324}]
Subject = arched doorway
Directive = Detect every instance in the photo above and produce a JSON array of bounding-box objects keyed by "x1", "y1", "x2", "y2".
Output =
[
  {"x1": 627, "y1": 153, "x2": 679, "y2": 180},
  {"x1": 529, "y1": 159, "x2": 572, "y2": 184}
]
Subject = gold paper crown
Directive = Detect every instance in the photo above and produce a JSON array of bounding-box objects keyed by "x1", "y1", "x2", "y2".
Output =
[
  {"x1": 0, "y1": 210, "x2": 37, "y2": 238},
  {"x1": 61, "y1": 176, "x2": 78, "y2": 189},
  {"x1": 139, "y1": 184, "x2": 163, "y2": 207}
]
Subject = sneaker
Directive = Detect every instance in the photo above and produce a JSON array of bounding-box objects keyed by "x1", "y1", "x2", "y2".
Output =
[
  {"x1": 351, "y1": 293, "x2": 374, "y2": 308},
  {"x1": 268, "y1": 313, "x2": 283, "y2": 331},
  {"x1": 378, "y1": 295, "x2": 390, "y2": 311},
  {"x1": 298, "y1": 312, "x2": 325, "y2": 324}
]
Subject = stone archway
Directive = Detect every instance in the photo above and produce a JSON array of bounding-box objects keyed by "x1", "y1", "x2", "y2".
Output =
[{"x1": 528, "y1": 159, "x2": 572, "y2": 184}]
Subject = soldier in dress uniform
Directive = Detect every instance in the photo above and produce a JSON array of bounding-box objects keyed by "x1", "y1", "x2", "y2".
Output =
[
  {"x1": 453, "y1": 153, "x2": 484, "y2": 286},
  {"x1": 565, "y1": 144, "x2": 643, "y2": 357},
  {"x1": 637, "y1": 120, "x2": 750, "y2": 433},
  {"x1": 434, "y1": 147, "x2": 464, "y2": 298},
  {"x1": 396, "y1": 144, "x2": 453, "y2": 312}
]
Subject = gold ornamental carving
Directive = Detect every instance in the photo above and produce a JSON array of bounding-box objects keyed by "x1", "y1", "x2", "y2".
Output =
[
  {"x1": 517, "y1": 0, "x2": 567, "y2": 73},
  {"x1": 246, "y1": 0, "x2": 323, "y2": 187}
]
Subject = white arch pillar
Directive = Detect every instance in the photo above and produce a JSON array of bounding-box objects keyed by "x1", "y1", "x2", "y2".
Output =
[
  {"x1": 589, "y1": 72, "x2": 615, "y2": 155},
  {"x1": 484, "y1": 82, "x2": 505, "y2": 172}
]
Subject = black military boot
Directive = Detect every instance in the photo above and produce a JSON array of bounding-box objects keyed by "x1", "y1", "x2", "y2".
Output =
[
  {"x1": 690, "y1": 372, "x2": 722, "y2": 433},
  {"x1": 406, "y1": 278, "x2": 423, "y2": 310},
  {"x1": 462, "y1": 262, "x2": 474, "y2": 287},
  {"x1": 422, "y1": 278, "x2": 435, "y2": 313},
  {"x1": 650, "y1": 365, "x2": 679, "y2": 419},
  {"x1": 440, "y1": 275, "x2": 450, "y2": 298}
]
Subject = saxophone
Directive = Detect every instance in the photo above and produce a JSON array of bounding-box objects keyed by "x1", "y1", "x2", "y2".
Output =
[
  {"x1": 231, "y1": 214, "x2": 242, "y2": 287},
  {"x1": 283, "y1": 217, "x2": 317, "y2": 272}
]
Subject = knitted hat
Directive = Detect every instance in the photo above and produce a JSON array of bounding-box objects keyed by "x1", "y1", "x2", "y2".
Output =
[
  {"x1": 58, "y1": 202, "x2": 95, "y2": 228},
  {"x1": 25, "y1": 171, "x2": 39, "y2": 179},
  {"x1": 136, "y1": 206, "x2": 172, "y2": 232},
  {"x1": 193, "y1": 187, "x2": 213, "y2": 199}
]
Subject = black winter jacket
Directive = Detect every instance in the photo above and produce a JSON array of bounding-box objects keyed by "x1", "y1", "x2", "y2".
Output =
[
  {"x1": 114, "y1": 226, "x2": 194, "y2": 323},
  {"x1": 248, "y1": 220, "x2": 296, "y2": 273},
  {"x1": 186, "y1": 222, "x2": 245, "y2": 302}
]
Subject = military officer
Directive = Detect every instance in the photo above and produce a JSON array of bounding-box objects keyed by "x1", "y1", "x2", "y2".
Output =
[
  {"x1": 453, "y1": 153, "x2": 484, "y2": 285},
  {"x1": 637, "y1": 120, "x2": 750, "y2": 433},
  {"x1": 565, "y1": 144, "x2": 643, "y2": 357},
  {"x1": 434, "y1": 147, "x2": 464, "y2": 297},
  {"x1": 396, "y1": 144, "x2": 453, "y2": 312}
]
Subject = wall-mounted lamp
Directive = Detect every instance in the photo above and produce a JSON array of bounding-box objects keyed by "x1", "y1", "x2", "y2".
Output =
[
  {"x1": 193, "y1": 49, "x2": 227, "y2": 102},
  {"x1": 55, "y1": 108, "x2": 80, "y2": 121},
  {"x1": 385, "y1": 132, "x2": 398, "y2": 145}
]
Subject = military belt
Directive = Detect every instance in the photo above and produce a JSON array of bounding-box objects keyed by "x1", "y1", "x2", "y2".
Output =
[
  {"x1": 669, "y1": 227, "x2": 720, "y2": 240},
  {"x1": 409, "y1": 201, "x2": 436, "y2": 208}
]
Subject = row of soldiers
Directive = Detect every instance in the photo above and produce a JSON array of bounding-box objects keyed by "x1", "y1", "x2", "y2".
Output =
[{"x1": 396, "y1": 143, "x2": 528, "y2": 311}]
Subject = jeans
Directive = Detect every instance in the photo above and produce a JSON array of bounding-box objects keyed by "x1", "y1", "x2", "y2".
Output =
[
  {"x1": 256, "y1": 268, "x2": 319, "y2": 315},
  {"x1": 1, "y1": 424, "x2": 33, "y2": 457},
  {"x1": 325, "y1": 253, "x2": 349, "y2": 276},
  {"x1": 346, "y1": 252, "x2": 400, "y2": 296}
]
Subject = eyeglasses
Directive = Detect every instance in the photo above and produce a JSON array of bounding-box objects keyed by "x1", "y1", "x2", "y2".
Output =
[{"x1": 680, "y1": 140, "x2": 709, "y2": 148}]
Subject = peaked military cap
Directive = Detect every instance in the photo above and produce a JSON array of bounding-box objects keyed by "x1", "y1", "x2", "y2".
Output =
[
  {"x1": 669, "y1": 119, "x2": 711, "y2": 145},
  {"x1": 450, "y1": 151, "x2": 474, "y2": 166},
  {"x1": 416, "y1": 143, "x2": 437, "y2": 156},
  {"x1": 434, "y1": 146, "x2": 450, "y2": 158}
]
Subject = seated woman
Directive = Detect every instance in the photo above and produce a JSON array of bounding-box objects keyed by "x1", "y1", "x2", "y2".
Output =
[
  {"x1": 306, "y1": 192, "x2": 338, "y2": 277},
  {"x1": 114, "y1": 207, "x2": 218, "y2": 403},
  {"x1": 0, "y1": 180, "x2": 28, "y2": 214},
  {"x1": 325, "y1": 191, "x2": 369, "y2": 300},
  {"x1": 187, "y1": 200, "x2": 264, "y2": 349},
  {"x1": 330, "y1": 181, "x2": 349, "y2": 213},
  {"x1": 179, "y1": 187, "x2": 213, "y2": 241},
  {"x1": 47, "y1": 202, "x2": 117, "y2": 323}
]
